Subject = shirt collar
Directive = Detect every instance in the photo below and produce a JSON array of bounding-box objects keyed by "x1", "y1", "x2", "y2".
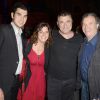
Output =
[
  {"x1": 11, "y1": 22, "x2": 22, "y2": 36},
  {"x1": 85, "y1": 33, "x2": 98, "y2": 46}
]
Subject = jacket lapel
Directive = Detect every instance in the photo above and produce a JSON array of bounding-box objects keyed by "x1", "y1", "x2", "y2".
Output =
[{"x1": 8, "y1": 24, "x2": 19, "y2": 60}]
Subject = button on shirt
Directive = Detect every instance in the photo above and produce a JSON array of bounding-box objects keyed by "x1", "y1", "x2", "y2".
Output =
[
  {"x1": 11, "y1": 22, "x2": 23, "y2": 75},
  {"x1": 80, "y1": 33, "x2": 98, "y2": 82}
]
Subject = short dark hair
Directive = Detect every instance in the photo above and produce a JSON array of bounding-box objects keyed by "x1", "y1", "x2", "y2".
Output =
[
  {"x1": 57, "y1": 11, "x2": 73, "y2": 22},
  {"x1": 11, "y1": 2, "x2": 28, "y2": 13}
]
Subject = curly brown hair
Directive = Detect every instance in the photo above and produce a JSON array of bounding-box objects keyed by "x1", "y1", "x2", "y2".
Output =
[{"x1": 30, "y1": 22, "x2": 52, "y2": 48}]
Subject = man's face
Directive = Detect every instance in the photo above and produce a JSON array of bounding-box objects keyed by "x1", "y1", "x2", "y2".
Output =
[
  {"x1": 57, "y1": 15, "x2": 72, "y2": 34},
  {"x1": 11, "y1": 8, "x2": 28, "y2": 28},
  {"x1": 82, "y1": 15, "x2": 98, "y2": 41}
]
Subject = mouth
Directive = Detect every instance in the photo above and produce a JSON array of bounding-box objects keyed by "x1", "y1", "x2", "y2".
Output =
[{"x1": 85, "y1": 31, "x2": 90, "y2": 33}]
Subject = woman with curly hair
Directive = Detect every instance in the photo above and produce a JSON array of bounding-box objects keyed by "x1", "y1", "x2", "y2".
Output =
[{"x1": 17, "y1": 22, "x2": 52, "y2": 100}]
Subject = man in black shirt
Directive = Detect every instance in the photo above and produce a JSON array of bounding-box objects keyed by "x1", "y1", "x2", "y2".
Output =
[{"x1": 46, "y1": 11, "x2": 83, "y2": 100}]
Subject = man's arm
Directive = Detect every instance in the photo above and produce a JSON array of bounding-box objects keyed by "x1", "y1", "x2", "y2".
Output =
[{"x1": 0, "y1": 26, "x2": 4, "y2": 50}]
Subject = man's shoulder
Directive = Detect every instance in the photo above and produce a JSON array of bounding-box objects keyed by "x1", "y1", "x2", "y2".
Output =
[
  {"x1": 97, "y1": 33, "x2": 100, "y2": 43},
  {"x1": 52, "y1": 29, "x2": 59, "y2": 37},
  {"x1": 0, "y1": 24, "x2": 11, "y2": 30},
  {"x1": 52, "y1": 29, "x2": 58, "y2": 33},
  {"x1": 0, "y1": 24, "x2": 13, "y2": 38},
  {"x1": 74, "y1": 33, "x2": 84, "y2": 42}
]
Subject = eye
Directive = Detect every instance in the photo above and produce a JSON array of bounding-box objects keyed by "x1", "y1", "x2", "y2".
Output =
[{"x1": 39, "y1": 31, "x2": 43, "y2": 34}]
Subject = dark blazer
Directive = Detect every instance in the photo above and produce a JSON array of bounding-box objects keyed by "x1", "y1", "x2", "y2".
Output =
[
  {"x1": 0, "y1": 24, "x2": 26, "y2": 100},
  {"x1": 79, "y1": 33, "x2": 100, "y2": 99}
]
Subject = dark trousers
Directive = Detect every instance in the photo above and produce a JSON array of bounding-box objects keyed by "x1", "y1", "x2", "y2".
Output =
[
  {"x1": 47, "y1": 76, "x2": 76, "y2": 100},
  {"x1": 11, "y1": 74, "x2": 20, "y2": 100},
  {"x1": 5, "y1": 75, "x2": 20, "y2": 100}
]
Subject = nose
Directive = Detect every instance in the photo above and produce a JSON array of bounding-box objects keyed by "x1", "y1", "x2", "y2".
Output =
[
  {"x1": 83, "y1": 24, "x2": 88, "y2": 29},
  {"x1": 20, "y1": 16, "x2": 25, "y2": 23},
  {"x1": 20, "y1": 17, "x2": 24, "y2": 22},
  {"x1": 64, "y1": 23, "x2": 67, "y2": 28}
]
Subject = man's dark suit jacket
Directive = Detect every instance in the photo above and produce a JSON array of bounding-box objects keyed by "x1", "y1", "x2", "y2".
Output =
[{"x1": 0, "y1": 24, "x2": 26, "y2": 100}]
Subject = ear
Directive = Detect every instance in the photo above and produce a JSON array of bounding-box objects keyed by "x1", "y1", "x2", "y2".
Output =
[
  {"x1": 97, "y1": 24, "x2": 99, "y2": 28},
  {"x1": 57, "y1": 21, "x2": 59, "y2": 27},
  {"x1": 11, "y1": 12, "x2": 14, "y2": 19}
]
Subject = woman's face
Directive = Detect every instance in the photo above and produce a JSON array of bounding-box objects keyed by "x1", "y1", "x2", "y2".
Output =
[{"x1": 38, "y1": 26, "x2": 49, "y2": 44}]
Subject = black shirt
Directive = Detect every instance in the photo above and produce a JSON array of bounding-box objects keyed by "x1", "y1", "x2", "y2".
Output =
[{"x1": 47, "y1": 30, "x2": 83, "y2": 80}]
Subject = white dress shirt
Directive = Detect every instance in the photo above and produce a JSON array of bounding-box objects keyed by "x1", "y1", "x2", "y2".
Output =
[{"x1": 11, "y1": 22, "x2": 23, "y2": 75}]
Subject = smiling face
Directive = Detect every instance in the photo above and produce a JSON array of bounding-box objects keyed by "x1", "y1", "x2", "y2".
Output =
[
  {"x1": 57, "y1": 15, "x2": 72, "y2": 34},
  {"x1": 82, "y1": 15, "x2": 98, "y2": 41},
  {"x1": 37, "y1": 26, "x2": 49, "y2": 44},
  {"x1": 11, "y1": 8, "x2": 28, "y2": 28}
]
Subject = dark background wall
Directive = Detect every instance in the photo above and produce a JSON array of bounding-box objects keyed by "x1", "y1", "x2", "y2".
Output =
[{"x1": 0, "y1": 0, "x2": 100, "y2": 29}]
